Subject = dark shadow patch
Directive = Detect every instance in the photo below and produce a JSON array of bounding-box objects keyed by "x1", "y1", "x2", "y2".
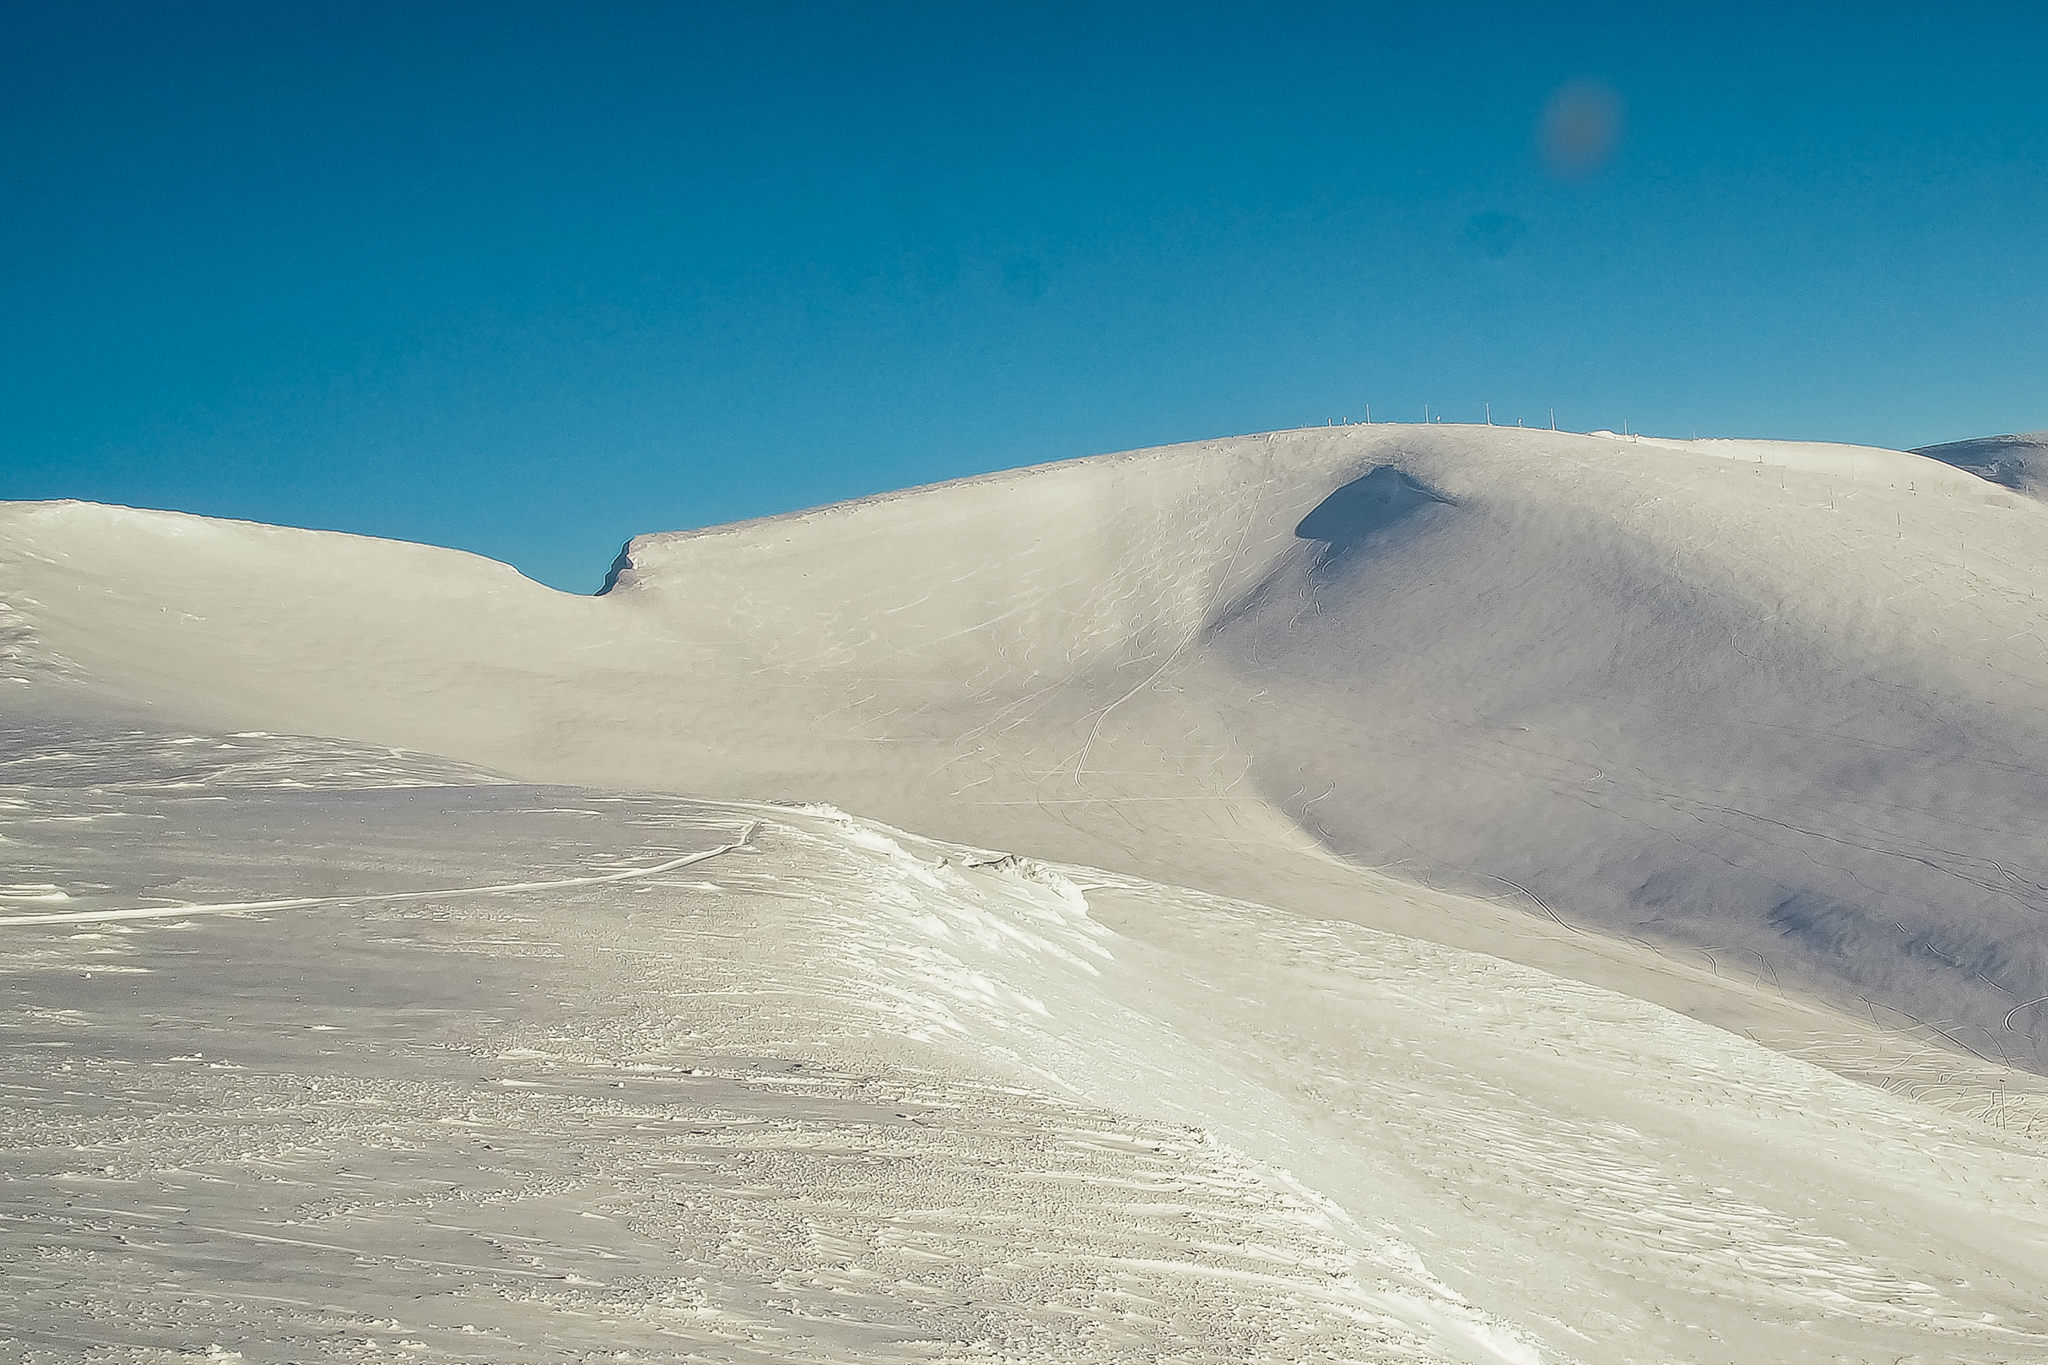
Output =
[
  {"x1": 1295, "y1": 467, "x2": 1453, "y2": 559},
  {"x1": 1769, "y1": 891, "x2": 2031, "y2": 988},
  {"x1": 1206, "y1": 465, "x2": 1455, "y2": 634},
  {"x1": 597, "y1": 542, "x2": 634, "y2": 596},
  {"x1": 1463, "y1": 211, "x2": 1528, "y2": 259},
  {"x1": 1768, "y1": 891, "x2": 1884, "y2": 958}
]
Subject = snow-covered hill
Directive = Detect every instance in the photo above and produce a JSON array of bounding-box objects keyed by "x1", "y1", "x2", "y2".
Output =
[
  {"x1": 9, "y1": 423, "x2": 2048, "y2": 1361},
  {"x1": 1914, "y1": 429, "x2": 2048, "y2": 497},
  {"x1": 8, "y1": 425, "x2": 2048, "y2": 1075},
  {"x1": 3, "y1": 729, "x2": 2044, "y2": 1364}
]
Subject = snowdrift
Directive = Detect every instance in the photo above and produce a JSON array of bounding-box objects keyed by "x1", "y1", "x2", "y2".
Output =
[
  {"x1": 3, "y1": 730, "x2": 2043, "y2": 1363},
  {"x1": 6, "y1": 424, "x2": 2048, "y2": 1076}
]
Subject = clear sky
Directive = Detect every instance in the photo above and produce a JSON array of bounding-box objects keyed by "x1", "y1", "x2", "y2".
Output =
[{"x1": 4, "y1": 2, "x2": 2045, "y2": 591}]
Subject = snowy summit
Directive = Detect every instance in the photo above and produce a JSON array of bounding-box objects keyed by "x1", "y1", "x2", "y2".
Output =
[{"x1": 4, "y1": 422, "x2": 2048, "y2": 1364}]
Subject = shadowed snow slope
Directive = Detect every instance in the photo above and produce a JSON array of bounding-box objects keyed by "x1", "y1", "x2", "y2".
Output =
[
  {"x1": 7, "y1": 422, "x2": 2048, "y2": 1087},
  {"x1": 1914, "y1": 429, "x2": 2048, "y2": 499}
]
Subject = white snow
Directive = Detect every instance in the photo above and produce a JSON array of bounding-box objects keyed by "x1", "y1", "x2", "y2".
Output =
[{"x1": 5, "y1": 423, "x2": 2048, "y2": 1361}]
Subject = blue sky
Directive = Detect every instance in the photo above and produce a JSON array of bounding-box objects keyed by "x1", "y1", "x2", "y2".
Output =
[{"x1": 4, "y1": 2, "x2": 2045, "y2": 591}]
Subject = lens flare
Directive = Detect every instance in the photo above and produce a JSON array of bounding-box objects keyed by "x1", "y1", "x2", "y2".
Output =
[{"x1": 1540, "y1": 79, "x2": 1623, "y2": 180}]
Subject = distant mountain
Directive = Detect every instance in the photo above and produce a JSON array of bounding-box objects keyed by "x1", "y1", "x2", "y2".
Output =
[{"x1": 1913, "y1": 429, "x2": 2048, "y2": 497}]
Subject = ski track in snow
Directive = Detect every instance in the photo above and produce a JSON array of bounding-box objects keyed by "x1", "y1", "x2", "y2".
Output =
[{"x1": 0, "y1": 837, "x2": 754, "y2": 927}]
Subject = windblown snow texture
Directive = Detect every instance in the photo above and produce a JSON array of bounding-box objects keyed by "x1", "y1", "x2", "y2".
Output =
[
  {"x1": 1, "y1": 729, "x2": 2044, "y2": 1363},
  {"x1": 7, "y1": 424, "x2": 2048, "y2": 1360}
]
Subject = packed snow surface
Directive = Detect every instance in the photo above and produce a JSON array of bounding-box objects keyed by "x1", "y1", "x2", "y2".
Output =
[{"x1": 5, "y1": 422, "x2": 2048, "y2": 1362}]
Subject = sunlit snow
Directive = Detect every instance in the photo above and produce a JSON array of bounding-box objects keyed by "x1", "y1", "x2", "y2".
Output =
[{"x1": 4, "y1": 424, "x2": 2047, "y2": 1363}]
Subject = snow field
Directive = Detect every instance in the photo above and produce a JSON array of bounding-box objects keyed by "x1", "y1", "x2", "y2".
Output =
[
  {"x1": 11, "y1": 423, "x2": 2048, "y2": 1363},
  {"x1": 1, "y1": 731, "x2": 2044, "y2": 1363},
  {"x1": 9, "y1": 424, "x2": 2048, "y2": 1088}
]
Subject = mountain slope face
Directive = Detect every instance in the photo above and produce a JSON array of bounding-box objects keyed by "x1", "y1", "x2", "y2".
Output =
[
  {"x1": 1914, "y1": 429, "x2": 2048, "y2": 498},
  {"x1": 6, "y1": 425, "x2": 2048, "y2": 1075}
]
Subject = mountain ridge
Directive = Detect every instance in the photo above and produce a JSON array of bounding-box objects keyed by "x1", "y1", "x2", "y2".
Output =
[{"x1": 7, "y1": 424, "x2": 2048, "y2": 1084}]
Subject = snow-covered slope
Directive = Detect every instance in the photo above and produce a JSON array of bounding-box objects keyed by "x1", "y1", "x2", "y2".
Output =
[
  {"x1": 10, "y1": 424, "x2": 2048, "y2": 1362},
  {"x1": 1914, "y1": 429, "x2": 2048, "y2": 498},
  {"x1": 4, "y1": 729, "x2": 2044, "y2": 1364},
  {"x1": 7, "y1": 424, "x2": 2048, "y2": 1079}
]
